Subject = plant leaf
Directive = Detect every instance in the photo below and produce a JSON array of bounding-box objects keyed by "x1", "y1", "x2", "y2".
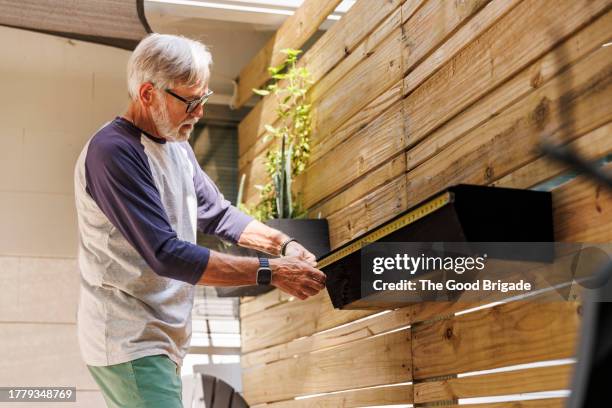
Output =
[
  {"x1": 264, "y1": 124, "x2": 277, "y2": 134},
  {"x1": 252, "y1": 88, "x2": 270, "y2": 96}
]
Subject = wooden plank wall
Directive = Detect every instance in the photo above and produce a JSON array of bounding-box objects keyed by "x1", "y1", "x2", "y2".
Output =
[{"x1": 238, "y1": 0, "x2": 612, "y2": 406}]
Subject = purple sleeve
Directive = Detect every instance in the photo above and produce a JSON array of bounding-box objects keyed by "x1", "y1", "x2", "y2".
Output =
[
  {"x1": 85, "y1": 136, "x2": 208, "y2": 285},
  {"x1": 185, "y1": 145, "x2": 254, "y2": 243}
]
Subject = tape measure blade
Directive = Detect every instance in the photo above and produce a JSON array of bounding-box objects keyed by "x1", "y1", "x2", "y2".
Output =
[{"x1": 318, "y1": 192, "x2": 451, "y2": 269}]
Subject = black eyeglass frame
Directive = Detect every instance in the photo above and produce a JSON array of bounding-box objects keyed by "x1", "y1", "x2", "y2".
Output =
[{"x1": 164, "y1": 88, "x2": 214, "y2": 114}]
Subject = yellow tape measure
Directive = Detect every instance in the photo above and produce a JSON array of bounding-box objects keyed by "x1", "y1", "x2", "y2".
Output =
[{"x1": 317, "y1": 192, "x2": 453, "y2": 269}]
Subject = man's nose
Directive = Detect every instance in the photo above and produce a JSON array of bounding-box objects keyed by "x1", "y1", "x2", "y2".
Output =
[{"x1": 190, "y1": 102, "x2": 204, "y2": 119}]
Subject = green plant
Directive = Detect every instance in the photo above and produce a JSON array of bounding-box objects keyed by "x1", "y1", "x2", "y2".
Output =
[{"x1": 239, "y1": 49, "x2": 313, "y2": 221}]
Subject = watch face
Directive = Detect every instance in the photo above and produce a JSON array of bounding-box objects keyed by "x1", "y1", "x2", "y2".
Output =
[{"x1": 257, "y1": 268, "x2": 272, "y2": 285}]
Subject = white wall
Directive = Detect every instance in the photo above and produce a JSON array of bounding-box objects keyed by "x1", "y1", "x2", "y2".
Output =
[{"x1": 0, "y1": 25, "x2": 131, "y2": 407}]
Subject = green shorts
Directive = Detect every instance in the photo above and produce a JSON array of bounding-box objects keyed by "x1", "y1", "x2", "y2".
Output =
[{"x1": 87, "y1": 354, "x2": 182, "y2": 408}]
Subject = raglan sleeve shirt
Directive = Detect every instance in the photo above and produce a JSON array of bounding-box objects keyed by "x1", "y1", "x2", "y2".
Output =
[
  {"x1": 190, "y1": 152, "x2": 254, "y2": 243},
  {"x1": 84, "y1": 132, "x2": 253, "y2": 285}
]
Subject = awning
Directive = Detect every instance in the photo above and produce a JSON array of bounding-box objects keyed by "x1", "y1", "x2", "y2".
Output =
[{"x1": 0, "y1": 0, "x2": 151, "y2": 50}]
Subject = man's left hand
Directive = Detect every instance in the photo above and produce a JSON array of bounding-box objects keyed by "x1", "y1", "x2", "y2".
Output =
[{"x1": 284, "y1": 241, "x2": 317, "y2": 267}]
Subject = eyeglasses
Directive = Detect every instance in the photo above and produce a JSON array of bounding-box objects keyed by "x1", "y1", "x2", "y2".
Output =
[{"x1": 164, "y1": 88, "x2": 214, "y2": 114}]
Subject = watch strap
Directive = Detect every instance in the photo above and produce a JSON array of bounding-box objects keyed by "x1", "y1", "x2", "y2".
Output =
[
  {"x1": 256, "y1": 257, "x2": 272, "y2": 285},
  {"x1": 258, "y1": 257, "x2": 270, "y2": 268}
]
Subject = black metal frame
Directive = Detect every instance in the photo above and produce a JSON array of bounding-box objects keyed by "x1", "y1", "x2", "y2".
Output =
[
  {"x1": 165, "y1": 88, "x2": 214, "y2": 114},
  {"x1": 541, "y1": 141, "x2": 612, "y2": 408}
]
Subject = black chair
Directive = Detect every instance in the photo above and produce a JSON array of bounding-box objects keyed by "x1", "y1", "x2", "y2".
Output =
[{"x1": 200, "y1": 374, "x2": 249, "y2": 408}]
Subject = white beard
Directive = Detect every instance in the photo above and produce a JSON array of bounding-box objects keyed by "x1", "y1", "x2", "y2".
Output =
[{"x1": 152, "y1": 93, "x2": 196, "y2": 142}]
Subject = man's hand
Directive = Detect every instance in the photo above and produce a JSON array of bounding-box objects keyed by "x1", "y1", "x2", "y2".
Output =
[
  {"x1": 269, "y1": 256, "x2": 326, "y2": 300},
  {"x1": 284, "y1": 241, "x2": 317, "y2": 266}
]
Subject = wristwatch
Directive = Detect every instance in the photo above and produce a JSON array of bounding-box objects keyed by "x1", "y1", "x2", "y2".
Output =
[{"x1": 256, "y1": 257, "x2": 272, "y2": 285}]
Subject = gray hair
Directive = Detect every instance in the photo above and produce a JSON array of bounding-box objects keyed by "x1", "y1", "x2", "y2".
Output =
[{"x1": 127, "y1": 33, "x2": 213, "y2": 100}]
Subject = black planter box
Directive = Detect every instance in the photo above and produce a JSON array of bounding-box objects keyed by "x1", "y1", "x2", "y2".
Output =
[
  {"x1": 320, "y1": 184, "x2": 554, "y2": 309},
  {"x1": 215, "y1": 218, "x2": 330, "y2": 297},
  {"x1": 264, "y1": 218, "x2": 331, "y2": 259}
]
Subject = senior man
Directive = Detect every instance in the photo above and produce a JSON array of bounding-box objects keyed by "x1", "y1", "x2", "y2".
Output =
[{"x1": 74, "y1": 33, "x2": 326, "y2": 408}]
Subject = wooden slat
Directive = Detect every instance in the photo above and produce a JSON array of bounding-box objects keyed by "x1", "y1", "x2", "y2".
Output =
[
  {"x1": 404, "y1": 37, "x2": 612, "y2": 211},
  {"x1": 402, "y1": 0, "x2": 611, "y2": 150},
  {"x1": 241, "y1": 291, "x2": 375, "y2": 354},
  {"x1": 307, "y1": 7, "x2": 403, "y2": 110},
  {"x1": 240, "y1": 151, "x2": 267, "y2": 207},
  {"x1": 310, "y1": 79, "x2": 403, "y2": 165},
  {"x1": 552, "y1": 162, "x2": 612, "y2": 243},
  {"x1": 295, "y1": 81, "x2": 404, "y2": 214},
  {"x1": 239, "y1": 98, "x2": 266, "y2": 156},
  {"x1": 414, "y1": 364, "x2": 573, "y2": 403},
  {"x1": 237, "y1": 101, "x2": 275, "y2": 173},
  {"x1": 298, "y1": 0, "x2": 406, "y2": 89},
  {"x1": 262, "y1": 384, "x2": 413, "y2": 408},
  {"x1": 326, "y1": 174, "x2": 407, "y2": 249},
  {"x1": 238, "y1": 0, "x2": 406, "y2": 158},
  {"x1": 406, "y1": 9, "x2": 612, "y2": 171},
  {"x1": 401, "y1": 0, "x2": 490, "y2": 76},
  {"x1": 240, "y1": 289, "x2": 293, "y2": 319},
  {"x1": 301, "y1": 103, "x2": 404, "y2": 210},
  {"x1": 403, "y1": 0, "x2": 522, "y2": 96},
  {"x1": 234, "y1": 0, "x2": 343, "y2": 108},
  {"x1": 254, "y1": 81, "x2": 403, "y2": 210},
  {"x1": 405, "y1": 301, "x2": 484, "y2": 327},
  {"x1": 451, "y1": 399, "x2": 566, "y2": 408},
  {"x1": 400, "y1": 0, "x2": 426, "y2": 24},
  {"x1": 412, "y1": 301, "x2": 580, "y2": 379},
  {"x1": 242, "y1": 328, "x2": 412, "y2": 405},
  {"x1": 307, "y1": 153, "x2": 406, "y2": 219},
  {"x1": 242, "y1": 308, "x2": 403, "y2": 368},
  {"x1": 494, "y1": 121, "x2": 612, "y2": 189}
]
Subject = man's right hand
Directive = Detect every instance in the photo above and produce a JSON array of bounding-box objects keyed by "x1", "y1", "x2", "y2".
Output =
[{"x1": 269, "y1": 257, "x2": 327, "y2": 300}]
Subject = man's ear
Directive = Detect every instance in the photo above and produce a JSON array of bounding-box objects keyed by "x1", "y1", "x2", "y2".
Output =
[{"x1": 139, "y1": 83, "x2": 155, "y2": 107}]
